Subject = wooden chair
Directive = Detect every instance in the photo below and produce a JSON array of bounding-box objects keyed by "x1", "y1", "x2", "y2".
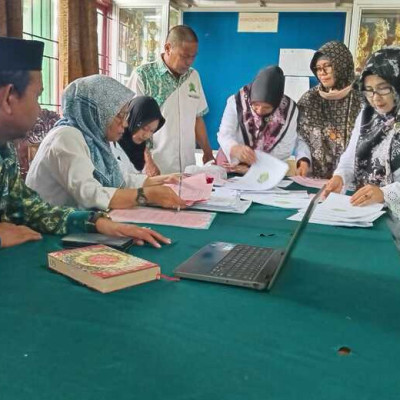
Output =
[{"x1": 14, "y1": 109, "x2": 60, "y2": 180}]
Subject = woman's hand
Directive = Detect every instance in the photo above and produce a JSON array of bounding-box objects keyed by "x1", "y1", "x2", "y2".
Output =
[
  {"x1": 322, "y1": 175, "x2": 344, "y2": 198},
  {"x1": 144, "y1": 174, "x2": 180, "y2": 186},
  {"x1": 350, "y1": 184, "x2": 384, "y2": 206},
  {"x1": 230, "y1": 145, "x2": 256, "y2": 165},
  {"x1": 144, "y1": 149, "x2": 160, "y2": 177},
  {"x1": 95, "y1": 219, "x2": 171, "y2": 248},
  {"x1": 144, "y1": 186, "x2": 187, "y2": 209},
  {"x1": 296, "y1": 160, "x2": 310, "y2": 177},
  {"x1": 221, "y1": 162, "x2": 250, "y2": 175},
  {"x1": 0, "y1": 222, "x2": 42, "y2": 248}
]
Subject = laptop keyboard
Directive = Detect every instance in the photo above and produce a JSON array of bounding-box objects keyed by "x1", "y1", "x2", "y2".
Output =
[{"x1": 209, "y1": 245, "x2": 275, "y2": 281}]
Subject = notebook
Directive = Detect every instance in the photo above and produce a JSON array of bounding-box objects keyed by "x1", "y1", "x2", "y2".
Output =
[
  {"x1": 173, "y1": 186, "x2": 325, "y2": 290},
  {"x1": 61, "y1": 233, "x2": 133, "y2": 251}
]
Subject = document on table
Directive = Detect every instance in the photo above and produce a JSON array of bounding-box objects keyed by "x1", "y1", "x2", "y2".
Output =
[
  {"x1": 110, "y1": 208, "x2": 216, "y2": 229},
  {"x1": 224, "y1": 151, "x2": 289, "y2": 191},
  {"x1": 317, "y1": 193, "x2": 384, "y2": 218},
  {"x1": 287, "y1": 193, "x2": 385, "y2": 227},
  {"x1": 166, "y1": 173, "x2": 213, "y2": 205},
  {"x1": 191, "y1": 196, "x2": 252, "y2": 214},
  {"x1": 289, "y1": 176, "x2": 329, "y2": 189},
  {"x1": 241, "y1": 191, "x2": 311, "y2": 209}
]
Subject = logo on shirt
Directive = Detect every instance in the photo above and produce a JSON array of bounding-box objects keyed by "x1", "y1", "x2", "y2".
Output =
[{"x1": 188, "y1": 82, "x2": 200, "y2": 99}]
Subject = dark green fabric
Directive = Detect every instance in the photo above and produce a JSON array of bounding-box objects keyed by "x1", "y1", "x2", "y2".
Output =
[
  {"x1": 66, "y1": 210, "x2": 93, "y2": 234},
  {"x1": 0, "y1": 143, "x2": 86, "y2": 235},
  {"x1": 0, "y1": 202, "x2": 399, "y2": 400}
]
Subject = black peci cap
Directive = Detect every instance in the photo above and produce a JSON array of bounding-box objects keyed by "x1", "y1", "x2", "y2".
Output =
[{"x1": 0, "y1": 36, "x2": 44, "y2": 71}]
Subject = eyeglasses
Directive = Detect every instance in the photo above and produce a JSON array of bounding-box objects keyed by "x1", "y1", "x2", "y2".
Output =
[
  {"x1": 362, "y1": 86, "x2": 393, "y2": 98},
  {"x1": 314, "y1": 64, "x2": 333, "y2": 74},
  {"x1": 116, "y1": 99, "x2": 134, "y2": 123}
]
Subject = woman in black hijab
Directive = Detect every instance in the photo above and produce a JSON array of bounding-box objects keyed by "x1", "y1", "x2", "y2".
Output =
[
  {"x1": 216, "y1": 65, "x2": 298, "y2": 174},
  {"x1": 119, "y1": 96, "x2": 165, "y2": 175}
]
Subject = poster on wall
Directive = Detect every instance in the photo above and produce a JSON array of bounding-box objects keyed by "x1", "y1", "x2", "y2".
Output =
[
  {"x1": 238, "y1": 13, "x2": 279, "y2": 33},
  {"x1": 279, "y1": 49, "x2": 315, "y2": 77}
]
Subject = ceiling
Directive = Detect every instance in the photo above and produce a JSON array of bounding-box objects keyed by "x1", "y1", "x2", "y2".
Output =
[{"x1": 173, "y1": 0, "x2": 353, "y2": 9}]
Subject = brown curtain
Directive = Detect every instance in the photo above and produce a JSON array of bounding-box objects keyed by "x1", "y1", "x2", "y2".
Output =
[
  {"x1": 59, "y1": 0, "x2": 99, "y2": 88},
  {"x1": 0, "y1": 0, "x2": 23, "y2": 38}
]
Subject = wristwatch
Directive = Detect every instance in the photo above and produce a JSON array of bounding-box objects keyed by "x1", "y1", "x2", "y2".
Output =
[
  {"x1": 136, "y1": 188, "x2": 148, "y2": 206},
  {"x1": 86, "y1": 210, "x2": 111, "y2": 233}
]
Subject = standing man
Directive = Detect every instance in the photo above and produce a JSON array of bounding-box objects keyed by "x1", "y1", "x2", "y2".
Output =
[
  {"x1": 0, "y1": 36, "x2": 170, "y2": 249},
  {"x1": 127, "y1": 25, "x2": 214, "y2": 174}
]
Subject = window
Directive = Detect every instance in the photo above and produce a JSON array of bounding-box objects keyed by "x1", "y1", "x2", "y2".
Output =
[
  {"x1": 97, "y1": 1, "x2": 113, "y2": 76},
  {"x1": 355, "y1": 11, "x2": 400, "y2": 73},
  {"x1": 117, "y1": 7, "x2": 162, "y2": 85},
  {"x1": 23, "y1": 0, "x2": 59, "y2": 112}
]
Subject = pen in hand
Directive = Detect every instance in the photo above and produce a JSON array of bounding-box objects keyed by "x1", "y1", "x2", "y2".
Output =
[{"x1": 177, "y1": 174, "x2": 183, "y2": 212}]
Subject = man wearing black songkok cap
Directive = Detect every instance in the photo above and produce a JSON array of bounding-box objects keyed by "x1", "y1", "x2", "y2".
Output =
[{"x1": 0, "y1": 36, "x2": 171, "y2": 249}]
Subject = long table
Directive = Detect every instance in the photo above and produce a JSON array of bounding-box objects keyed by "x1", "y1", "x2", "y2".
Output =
[{"x1": 0, "y1": 200, "x2": 400, "y2": 400}]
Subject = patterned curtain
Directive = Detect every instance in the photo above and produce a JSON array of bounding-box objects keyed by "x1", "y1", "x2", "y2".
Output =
[
  {"x1": 0, "y1": 0, "x2": 22, "y2": 37},
  {"x1": 59, "y1": 0, "x2": 99, "y2": 88}
]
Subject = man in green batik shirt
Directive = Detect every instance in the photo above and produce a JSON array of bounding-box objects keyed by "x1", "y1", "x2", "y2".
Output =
[{"x1": 0, "y1": 36, "x2": 170, "y2": 249}]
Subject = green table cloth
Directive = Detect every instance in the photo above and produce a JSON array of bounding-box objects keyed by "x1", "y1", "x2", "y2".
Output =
[{"x1": 0, "y1": 202, "x2": 399, "y2": 400}]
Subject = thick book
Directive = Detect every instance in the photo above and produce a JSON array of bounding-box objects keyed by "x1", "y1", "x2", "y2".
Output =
[{"x1": 48, "y1": 245, "x2": 160, "y2": 293}]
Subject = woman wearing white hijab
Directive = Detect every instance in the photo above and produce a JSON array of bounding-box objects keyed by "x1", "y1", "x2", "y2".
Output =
[{"x1": 26, "y1": 75, "x2": 185, "y2": 210}]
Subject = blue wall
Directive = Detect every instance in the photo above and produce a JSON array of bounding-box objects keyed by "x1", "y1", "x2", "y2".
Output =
[{"x1": 183, "y1": 11, "x2": 346, "y2": 149}]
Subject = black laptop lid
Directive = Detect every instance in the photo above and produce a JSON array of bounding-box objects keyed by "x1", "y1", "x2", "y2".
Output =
[{"x1": 267, "y1": 185, "x2": 325, "y2": 290}]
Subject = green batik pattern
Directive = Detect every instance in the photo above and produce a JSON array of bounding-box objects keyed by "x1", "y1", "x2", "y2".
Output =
[
  {"x1": 136, "y1": 59, "x2": 193, "y2": 108},
  {"x1": 0, "y1": 143, "x2": 75, "y2": 235}
]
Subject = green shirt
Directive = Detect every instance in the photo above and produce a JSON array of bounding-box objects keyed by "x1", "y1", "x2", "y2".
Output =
[{"x1": 0, "y1": 143, "x2": 91, "y2": 237}]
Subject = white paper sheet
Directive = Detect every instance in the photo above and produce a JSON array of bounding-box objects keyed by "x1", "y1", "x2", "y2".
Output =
[
  {"x1": 316, "y1": 193, "x2": 384, "y2": 218},
  {"x1": 287, "y1": 213, "x2": 375, "y2": 228},
  {"x1": 287, "y1": 193, "x2": 385, "y2": 227},
  {"x1": 241, "y1": 193, "x2": 311, "y2": 209},
  {"x1": 224, "y1": 151, "x2": 288, "y2": 191},
  {"x1": 191, "y1": 197, "x2": 252, "y2": 214},
  {"x1": 284, "y1": 76, "x2": 310, "y2": 103},
  {"x1": 279, "y1": 49, "x2": 316, "y2": 77}
]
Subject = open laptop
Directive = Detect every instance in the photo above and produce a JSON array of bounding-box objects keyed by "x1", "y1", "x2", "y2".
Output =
[{"x1": 174, "y1": 186, "x2": 325, "y2": 291}]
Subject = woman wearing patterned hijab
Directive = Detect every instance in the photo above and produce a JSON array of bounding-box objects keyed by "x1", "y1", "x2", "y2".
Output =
[
  {"x1": 216, "y1": 65, "x2": 298, "y2": 174},
  {"x1": 324, "y1": 47, "x2": 400, "y2": 247},
  {"x1": 26, "y1": 75, "x2": 185, "y2": 210},
  {"x1": 296, "y1": 41, "x2": 363, "y2": 178}
]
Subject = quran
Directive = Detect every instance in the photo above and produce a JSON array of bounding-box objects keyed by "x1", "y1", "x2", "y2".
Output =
[{"x1": 48, "y1": 245, "x2": 160, "y2": 293}]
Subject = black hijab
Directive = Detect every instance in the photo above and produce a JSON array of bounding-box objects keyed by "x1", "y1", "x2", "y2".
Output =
[
  {"x1": 250, "y1": 65, "x2": 285, "y2": 109},
  {"x1": 118, "y1": 96, "x2": 165, "y2": 171}
]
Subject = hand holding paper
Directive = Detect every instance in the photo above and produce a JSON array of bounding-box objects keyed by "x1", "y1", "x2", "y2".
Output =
[
  {"x1": 225, "y1": 151, "x2": 288, "y2": 191},
  {"x1": 165, "y1": 173, "x2": 213, "y2": 206}
]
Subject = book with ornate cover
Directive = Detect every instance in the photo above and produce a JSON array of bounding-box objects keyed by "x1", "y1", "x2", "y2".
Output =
[{"x1": 48, "y1": 245, "x2": 160, "y2": 293}]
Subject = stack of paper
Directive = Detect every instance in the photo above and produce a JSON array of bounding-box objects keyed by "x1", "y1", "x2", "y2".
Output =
[
  {"x1": 241, "y1": 191, "x2": 311, "y2": 209},
  {"x1": 224, "y1": 151, "x2": 288, "y2": 191},
  {"x1": 287, "y1": 193, "x2": 385, "y2": 227},
  {"x1": 166, "y1": 173, "x2": 213, "y2": 206},
  {"x1": 190, "y1": 194, "x2": 252, "y2": 214}
]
